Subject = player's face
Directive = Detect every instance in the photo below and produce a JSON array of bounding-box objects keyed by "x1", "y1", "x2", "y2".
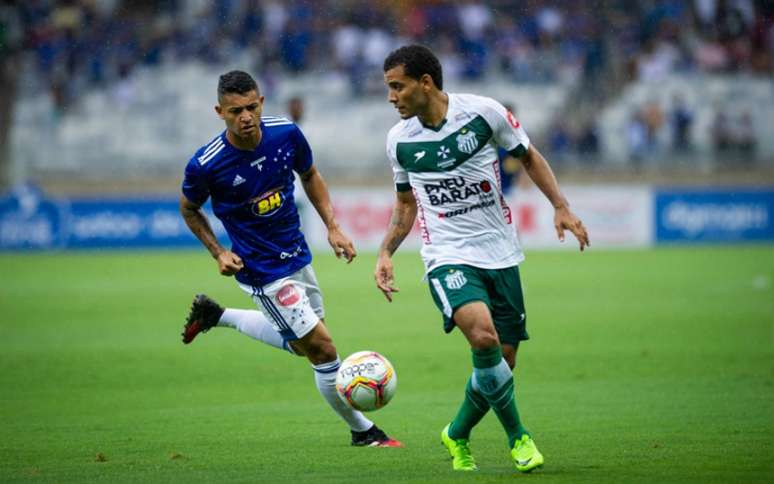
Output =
[
  {"x1": 384, "y1": 65, "x2": 429, "y2": 119},
  {"x1": 216, "y1": 90, "x2": 264, "y2": 139}
]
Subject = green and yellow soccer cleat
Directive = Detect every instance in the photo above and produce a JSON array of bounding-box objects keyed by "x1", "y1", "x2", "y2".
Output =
[
  {"x1": 511, "y1": 434, "x2": 544, "y2": 473},
  {"x1": 440, "y1": 424, "x2": 478, "y2": 471}
]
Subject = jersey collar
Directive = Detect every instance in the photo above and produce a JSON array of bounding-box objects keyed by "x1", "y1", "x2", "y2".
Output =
[{"x1": 419, "y1": 92, "x2": 454, "y2": 132}]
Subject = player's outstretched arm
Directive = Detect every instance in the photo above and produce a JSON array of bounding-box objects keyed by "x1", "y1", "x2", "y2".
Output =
[
  {"x1": 375, "y1": 190, "x2": 417, "y2": 302},
  {"x1": 519, "y1": 145, "x2": 590, "y2": 251},
  {"x1": 179, "y1": 195, "x2": 244, "y2": 275},
  {"x1": 299, "y1": 166, "x2": 356, "y2": 263}
]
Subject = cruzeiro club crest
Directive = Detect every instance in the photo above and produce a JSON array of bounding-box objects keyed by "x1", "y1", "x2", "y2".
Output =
[
  {"x1": 445, "y1": 269, "x2": 468, "y2": 290},
  {"x1": 456, "y1": 128, "x2": 479, "y2": 154}
]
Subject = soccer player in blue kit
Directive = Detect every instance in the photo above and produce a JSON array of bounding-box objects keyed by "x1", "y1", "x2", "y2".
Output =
[{"x1": 179, "y1": 70, "x2": 401, "y2": 447}]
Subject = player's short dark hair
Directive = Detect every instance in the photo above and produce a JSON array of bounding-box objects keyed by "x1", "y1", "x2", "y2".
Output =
[
  {"x1": 383, "y1": 45, "x2": 443, "y2": 90},
  {"x1": 217, "y1": 70, "x2": 259, "y2": 99}
]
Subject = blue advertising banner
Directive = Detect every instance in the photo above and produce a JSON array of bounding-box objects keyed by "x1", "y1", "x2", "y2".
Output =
[
  {"x1": 0, "y1": 185, "x2": 226, "y2": 250},
  {"x1": 655, "y1": 189, "x2": 774, "y2": 243},
  {"x1": 0, "y1": 185, "x2": 68, "y2": 249}
]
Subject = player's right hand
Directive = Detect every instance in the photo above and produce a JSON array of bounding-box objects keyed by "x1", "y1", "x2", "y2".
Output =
[
  {"x1": 216, "y1": 250, "x2": 244, "y2": 276},
  {"x1": 374, "y1": 254, "x2": 399, "y2": 302},
  {"x1": 554, "y1": 206, "x2": 590, "y2": 251}
]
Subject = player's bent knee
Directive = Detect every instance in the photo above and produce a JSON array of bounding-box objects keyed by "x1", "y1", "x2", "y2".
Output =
[
  {"x1": 305, "y1": 344, "x2": 336, "y2": 365},
  {"x1": 469, "y1": 330, "x2": 499, "y2": 350},
  {"x1": 288, "y1": 341, "x2": 306, "y2": 357},
  {"x1": 298, "y1": 336, "x2": 336, "y2": 364}
]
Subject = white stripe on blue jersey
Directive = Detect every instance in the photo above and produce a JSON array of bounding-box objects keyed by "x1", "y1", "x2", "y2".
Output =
[
  {"x1": 262, "y1": 116, "x2": 292, "y2": 127},
  {"x1": 198, "y1": 140, "x2": 225, "y2": 165},
  {"x1": 200, "y1": 136, "x2": 223, "y2": 157}
]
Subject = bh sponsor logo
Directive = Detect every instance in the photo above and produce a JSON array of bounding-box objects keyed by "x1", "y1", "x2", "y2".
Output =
[{"x1": 250, "y1": 188, "x2": 284, "y2": 216}]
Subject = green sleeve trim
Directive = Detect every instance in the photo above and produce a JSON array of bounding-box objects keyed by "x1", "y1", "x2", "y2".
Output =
[
  {"x1": 396, "y1": 182, "x2": 411, "y2": 192},
  {"x1": 508, "y1": 144, "x2": 527, "y2": 158}
]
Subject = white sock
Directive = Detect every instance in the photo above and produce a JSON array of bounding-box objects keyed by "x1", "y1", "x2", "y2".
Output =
[
  {"x1": 218, "y1": 308, "x2": 292, "y2": 353},
  {"x1": 313, "y1": 357, "x2": 373, "y2": 432}
]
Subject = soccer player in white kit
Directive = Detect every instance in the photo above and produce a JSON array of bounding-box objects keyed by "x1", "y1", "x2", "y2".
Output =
[{"x1": 374, "y1": 45, "x2": 589, "y2": 472}]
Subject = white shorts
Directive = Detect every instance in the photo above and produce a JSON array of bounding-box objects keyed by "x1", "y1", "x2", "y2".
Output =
[{"x1": 238, "y1": 264, "x2": 325, "y2": 341}]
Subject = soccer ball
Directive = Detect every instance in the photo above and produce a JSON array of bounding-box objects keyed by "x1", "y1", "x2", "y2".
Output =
[{"x1": 336, "y1": 351, "x2": 397, "y2": 412}]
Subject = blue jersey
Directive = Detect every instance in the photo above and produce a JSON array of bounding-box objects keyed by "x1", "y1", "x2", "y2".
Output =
[{"x1": 182, "y1": 116, "x2": 313, "y2": 287}]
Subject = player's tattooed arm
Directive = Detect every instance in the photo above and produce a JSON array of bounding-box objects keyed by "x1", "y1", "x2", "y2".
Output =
[
  {"x1": 380, "y1": 190, "x2": 417, "y2": 256},
  {"x1": 374, "y1": 190, "x2": 416, "y2": 302},
  {"x1": 299, "y1": 166, "x2": 356, "y2": 262},
  {"x1": 519, "y1": 145, "x2": 590, "y2": 250},
  {"x1": 179, "y1": 196, "x2": 244, "y2": 275}
]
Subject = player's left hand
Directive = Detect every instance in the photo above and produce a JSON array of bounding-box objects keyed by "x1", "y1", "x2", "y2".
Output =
[
  {"x1": 327, "y1": 226, "x2": 356, "y2": 263},
  {"x1": 554, "y1": 206, "x2": 590, "y2": 251}
]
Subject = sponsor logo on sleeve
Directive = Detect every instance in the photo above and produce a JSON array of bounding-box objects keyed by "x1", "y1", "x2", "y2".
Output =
[{"x1": 506, "y1": 111, "x2": 521, "y2": 129}]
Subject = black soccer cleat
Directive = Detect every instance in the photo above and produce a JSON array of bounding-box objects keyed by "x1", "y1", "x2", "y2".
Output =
[
  {"x1": 181, "y1": 294, "x2": 225, "y2": 344},
  {"x1": 351, "y1": 425, "x2": 403, "y2": 448}
]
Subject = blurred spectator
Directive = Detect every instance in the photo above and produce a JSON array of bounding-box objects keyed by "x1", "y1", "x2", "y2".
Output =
[
  {"x1": 627, "y1": 110, "x2": 649, "y2": 164},
  {"x1": 286, "y1": 96, "x2": 304, "y2": 125},
  {"x1": 712, "y1": 110, "x2": 734, "y2": 152},
  {"x1": 714, "y1": 109, "x2": 758, "y2": 157},
  {"x1": 112, "y1": 64, "x2": 137, "y2": 110},
  {"x1": 547, "y1": 120, "x2": 573, "y2": 161},
  {"x1": 735, "y1": 111, "x2": 757, "y2": 156},
  {"x1": 456, "y1": 1, "x2": 493, "y2": 80},
  {"x1": 497, "y1": 103, "x2": 522, "y2": 195},
  {"x1": 636, "y1": 38, "x2": 681, "y2": 81},
  {"x1": 280, "y1": 21, "x2": 311, "y2": 73},
  {"x1": 670, "y1": 95, "x2": 694, "y2": 152},
  {"x1": 642, "y1": 100, "x2": 665, "y2": 153},
  {"x1": 576, "y1": 122, "x2": 600, "y2": 157}
]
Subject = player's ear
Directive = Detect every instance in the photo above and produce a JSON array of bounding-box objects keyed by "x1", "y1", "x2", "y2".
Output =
[
  {"x1": 420, "y1": 73, "x2": 434, "y2": 92},
  {"x1": 215, "y1": 104, "x2": 224, "y2": 119}
]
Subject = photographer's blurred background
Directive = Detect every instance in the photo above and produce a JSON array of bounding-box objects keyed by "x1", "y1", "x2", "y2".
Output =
[{"x1": 1, "y1": 0, "x2": 772, "y2": 249}]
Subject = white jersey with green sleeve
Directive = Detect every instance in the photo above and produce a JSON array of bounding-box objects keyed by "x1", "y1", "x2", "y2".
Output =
[{"x1": 386, "y1": 93, "x2": 529, "y2": 273}]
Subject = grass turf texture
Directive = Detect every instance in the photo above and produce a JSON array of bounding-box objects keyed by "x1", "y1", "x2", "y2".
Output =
[{"x1": 1, "y1": 247, "x2": 772, "y2": 483}]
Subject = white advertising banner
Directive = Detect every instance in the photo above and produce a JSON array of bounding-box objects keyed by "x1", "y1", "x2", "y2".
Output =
[
  {"x1": 299, "y1": 185, "x2": 653, "y2": 252},
  {"x1": 512, "y1": 186, "x2": 653, "y2": 249}
]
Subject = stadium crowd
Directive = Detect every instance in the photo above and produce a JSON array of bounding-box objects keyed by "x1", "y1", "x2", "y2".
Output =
[
  {"x1": 1, "y1": 0, "x2": 772, "y2": 167},
  {"x1": 3, "y1": 0, "x2": 773, "y2": 102}
]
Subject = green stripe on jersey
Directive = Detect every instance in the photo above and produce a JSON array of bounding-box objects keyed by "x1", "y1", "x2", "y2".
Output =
[{"x1": 396, "y1": 115, "x2": 493, "y2": 172}]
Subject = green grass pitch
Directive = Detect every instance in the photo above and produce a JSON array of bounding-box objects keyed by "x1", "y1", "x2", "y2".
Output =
[{"x1": 1, "y1": 246, "x2": 773, "y2": 483}]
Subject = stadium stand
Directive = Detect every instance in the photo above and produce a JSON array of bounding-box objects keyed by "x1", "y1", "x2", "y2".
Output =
[
  {"x1": 2, "y1": 0, "x2": 773, "y2": 189},
  {"x1": 598, "y1": 74, "x2": 773, "y2": 167}
]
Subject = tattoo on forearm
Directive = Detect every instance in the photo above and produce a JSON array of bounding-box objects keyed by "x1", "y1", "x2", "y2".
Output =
[
  {"x1": 182, "y1": 207, "x2": 221, "y2": 257},
  {"x1": 382, "y1": 205, "x2": 413, "y2": 255}
]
